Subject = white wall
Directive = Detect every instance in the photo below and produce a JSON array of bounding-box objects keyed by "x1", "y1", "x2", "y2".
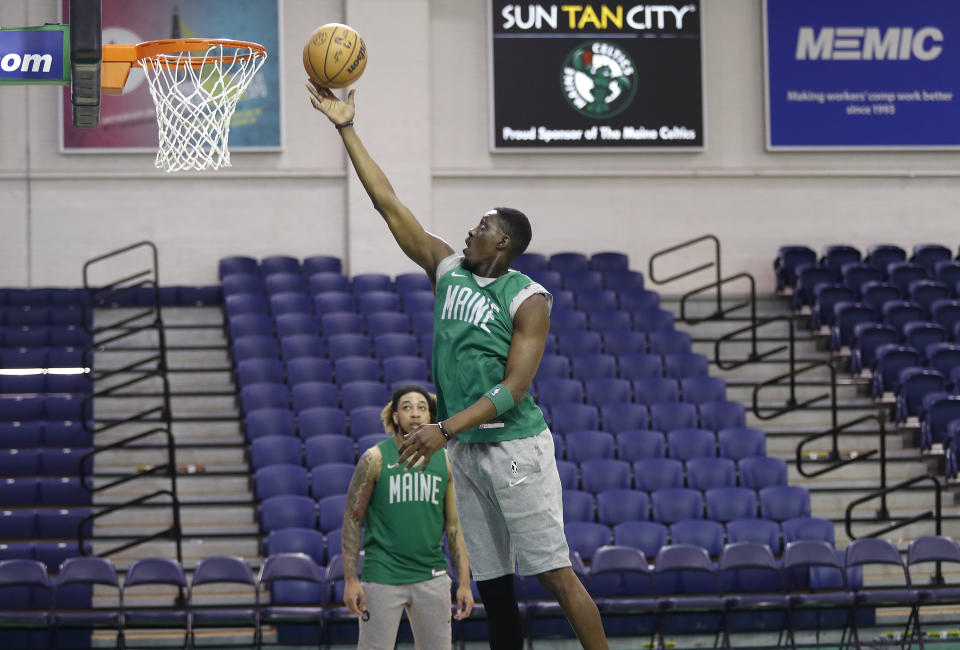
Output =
[{"x1": 2, "y1": 0, "x2": 959, "y2": 291}]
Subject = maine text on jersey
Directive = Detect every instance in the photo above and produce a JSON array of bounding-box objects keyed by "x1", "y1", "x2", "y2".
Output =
[
  {"x1": 389, "y1": 472, "x2": 443, "y2": 505},
  {"x1": 440, "y1": 284, "x2": 501, "y2": 333}
]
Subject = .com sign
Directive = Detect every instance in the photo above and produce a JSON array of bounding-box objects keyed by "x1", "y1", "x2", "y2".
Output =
[{"x1": 0, "y1": 27, "x2": 69, "y2": 84}]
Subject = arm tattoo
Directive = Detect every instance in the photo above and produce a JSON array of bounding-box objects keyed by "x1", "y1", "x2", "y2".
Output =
[{"x1": 342, "y1": 451, "x2": 378, "y2": 581}]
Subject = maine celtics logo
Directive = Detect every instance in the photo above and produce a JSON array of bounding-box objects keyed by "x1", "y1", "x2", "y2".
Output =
[{"x1": 562, "y1": 41, "x2": 637, "y2": 118}]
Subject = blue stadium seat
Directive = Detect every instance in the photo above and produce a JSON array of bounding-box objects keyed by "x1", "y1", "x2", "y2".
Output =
[
  {"x1": 561, "y1": 490, "x2": 596, "y2": 523},
  {"x1": 310, "y1": 463, "x2": 356, "y2": 499},
  {"x1": 680, "y1": 377, "x2": 726, "y2": 405},
  {"x1": 270, "y1": 293, "x2": 314, "y2": 316},
  {"x1": 604, "y1": 269, "x2": 644, "y2": 292},
  {"x1": 313, "y1": 292, "x2": 356, "y2": 314},
  {"x1": 866, "y1": 245, "x2": 907, "y2": 272},
  {"x1": 280, "y1": 335, "x2": 326, "y2": 361},
  {"x1": 305, "y1": 435, "x2": 356, "y2": 467},
  {"x1": 564, "y1": 522, "x2": 611, "y2": 561},
  {"x1": 551, "y1": 289, "x2": 575, "y2": 311},
  {"x1": 600, "y1": 403, "x2": 649, "y2": 433},
  {"x1": 650, "y1": 402, "x2": 698, "y2": 432},
  {"x1": 536, "y1": 354, "x2": 570, "y2": 380},
  {"x1": 670, "y1": 519, "x2": 725, "y2": 557},
  {"x1": 910, "y1": 280, "x2": 952, "y2": 317},
  {"x1": 534, "y1": 378, "x2": 583, "y2": 407},
  {"x1": 39, "y1": 447, "x2": 92, "y2": 476},
  {"x1": 326, "y1": 334, "x2": 373, "y2": 360},
  {"x1": 632, "y1": 458, "x2": 683, "y2": 492},
  {"x1": 617, "y1": 287, "x2": 659, "y2": 312},
  {"x1": 357, "y1": 292, "x2": 401, "y2": 316},
  {"x1": 648, "y1": 330, "x2": 692, "y2": 355},
  {"x1": 308, "y1": 272, "x2": 350, "y2": 294},
  {"x1": 291, "y1": 382, "x2": 340, "y2": 412},
  {"x1": 840, "y1": 263, "x2": 883, "y2": 296},
  {"x1": 564, "y1": 270, "x2": 604, "y2": 294},
  {"x1": 410, "y1": 312, "x2": 434, "y2": 336},
  {"x1": 631, "y1": 377, "x2": 678, "y2": 406},
  {"x1": 895, "y1": 367, "x2": 945, "y2": 422},
  {"x1": 240, "y1": 383, "x2": 290, "y2": 414},
  {"x1": 382, "y1": 356, "x2": 429, "y2": 385},
  {"x1": 584, "y1": 379, "x2": 631, "y2": 407},
  {"x1": 334, "y1": 357, "x2": 380, "y2": 385},
  {"x1": 586, "y1": 309, "x2": 632, "y2": 334},
  {"x1": 341, "y1": 381, "x2": 389, "y2": 412},
  {"x1": 926, "y1": 343, "x2": 960, "y2": 386},
  {"x1": 831, "y1": 302, "x2": 877, "y2": 350},
  {"x1": 850, "y1": 322, "x2": 899, "y2": 374},
  {"x1": 320, "y1": 312, "x2": 364, "y2": 337},
  {"x1": 620, "y1": 354, "x2": 665, "y2": 381},
  {"x1": 395, "y1": 273, "x2": 432, "y2": 295},
  {"x1": 699, "y1": 401, "x2": 747, "y2": 431},
  {"x1": 303, "y1": 255, "x2": 343, "y2": 276},
  {"x1": 651, "y1": 488, "x2": 703, "y2": 523},
  {"x1": 550, "y1": 309, "x2": 587, "y2": 333},
  {"x1": 373, "y1": 333, "x2": 419, "y2": 359},
  {"x1": 759, "y1": 485, "x2": 811, "y2": 521},
  {"x1": 667, "y1": 428, "x2": 716, "y2": 461},
  {"x1": 793, "y1": 265, "x2": 839, "y2": 309},
  {"x1": 0, "y1": 477, "x2": 38, "y2": 506},
  {"x1": 616, "y1": 430, "x2": 665, "y2": 460},
  {"x1": 903, "y1": 322, "x2": 946, "y2": 359},
  {"x1": 887, "y1": 262, "x2": 929, "y2": 294},
  {"x1": 705, "y1": 486, "x2": 758, "y2": 523},
  {"x1": 249, "y1": 436, "x2": 302, "y2": 470},
  {"x1": 297, "y1": 407, "x2": 347, "y2": 439},
  {"x1": 602, "y1": 331, "x2": 647, "y2": 355},
  {"x1": 352, "y1": 274, "x2": 392, "y2": 294},
  {"x1": 738, "y1": 456, "x2": 788, "y2": 489},
  {"x1": 686, "y1": 457, "x2": 736, "y2": 490},
  {"x1": 781, "y1": 517, "x2": 835, "y2": 545},
  {"x1": 570, "y1": 354, "x2": 617, "y2": 381},
  {"x1": 548, "y1": 403, "x2": 599, "y2": 435},
  {"x1": 261, "y1": 255, "x2": 301, "y2": 277},
  {"x1": 550, "y1": 252, "x2": 589, "y2": 273},
  {"x1": 236, "y1": 358, "x2": 285, "y2": 388},
  {"x1": 0, "y1": 422, "x2": 44, "y2": 448},
  {"x1": 36, "y1": 508, "x2": 92, "y2": 539},
  {"x1": 590, "y1": 252, "x2": 629, "y2": 272},
  {"x1": 231, "y1": 335, "x2": 279, "y2": 362},
  {"x1": 596, "y1": 489, "x2": 649, "y2": 525},
  {"x1": 632, "y1": 309, "x2": 675, "y2": 333},
  {"x1": 400, "y1": 291, "x2": 434, "y2": 314},
  {"x1": 349, "y1": 406, "x2": 385, "y2": 437},
  {"x1": 811, "y1": 284, "x2": 857, "y2": 329},
  {"x1": 911, "y1": 244, "x2": 953, "y2": 272},
  {"x1": 264, "y1": 527, "x2": 326, "y2": 564},
  {"x1": 285, "y1": 357, "x2": 333, "y2": 385},
  {"x1": 357, "y1": 433, "x2": 388, "y2": 457},
  {"x1": 613, "y1": 521, "x2": 668, "y2": 559},
  {"x1": 253, "y1": 464, "x2": 310, "y2": 500},
  {"x1": 726, "y1": 518, "x2": 782, "y2": 554},
  {"x1": 258, "y1": 495, "x2": 316, "y2": 533},
  {"x1": 265, "y1": 273, "x2": 308, "y2": 295},
  {"x1": 38, "y1": 476, "x2": 90, "y2": 506},
  {"x1": 317, "y1": 494, "x2": 348, "y2": 532},
  {"x1": 556, "y1": 460, "x2": 579, "y2": 490},
  {"x1": 513, "y1": 253, "x2": 549, "y2": 275},
  {"x1": 931, "y1": 300, "x2": 960, "y2": 332},
  {"x1": 219, "y1": 256, "x2": 259, "y2": 279},
  {"x1": 564, "y1": 431, "x2": 616, "y2": 463},
  {"x1": 556, "y1": 331, "x2": 602, "y2": 356},
  {"x1": 663, "y1": 352, "x2": 709, "y2": 379},
  {"x1": 872, "y1": 344, "x2": 922, "y2": 396},
  {"x1": 580, "y1": 459, "x2": 632, "y2": 493},
  {"x1": 717, "y1": 428, "x2": 766, "y2": 460},
  {"x1": 575, "y1": 290, "x2": 617, "y2": 313},
  {"x1": 822, "y1": 245, "x2": 862, "y2": 274},
  {"x1": 227, "y1": 314, "x2": 273, "y2": 341},
  {"x1": 859, "y1": 281, "x2": 901, "y2": 315}
]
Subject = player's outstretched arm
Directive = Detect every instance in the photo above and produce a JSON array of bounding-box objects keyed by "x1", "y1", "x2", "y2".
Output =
[
  {"x1": 341, "y1": 446, "x2": 381, "y2": 616},
  {"x1": 443, "y1": 457, "x2": 474, "y2": 621},
  {"x1": 307, "y1": 83, "x2": 453, "y2": 278}
]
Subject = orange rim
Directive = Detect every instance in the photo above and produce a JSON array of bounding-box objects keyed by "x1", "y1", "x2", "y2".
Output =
[{"x1": 103, "y1": 38, "x2": 266, "y2": 69}]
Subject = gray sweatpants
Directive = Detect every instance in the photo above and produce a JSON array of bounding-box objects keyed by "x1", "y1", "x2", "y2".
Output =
[
  {"x1": 447, "y1": 428, "x2": 570, "y2": 580},
  {"x1": 357, "y1": 574, "x2": 452, "y2": 650}
]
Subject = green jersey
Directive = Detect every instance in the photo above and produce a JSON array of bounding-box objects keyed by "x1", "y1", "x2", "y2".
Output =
[
  {"x1": 432, "y1": 255, "x2": 552, "y2": 443},
  {"x1": 361, "y1": 439, "x2": 449, "y2": 585}
]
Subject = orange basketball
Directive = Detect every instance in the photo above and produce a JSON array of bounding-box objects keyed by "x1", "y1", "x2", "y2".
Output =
[{"x1": 303, "y1": 23, "x2": 367, "y2": 88}]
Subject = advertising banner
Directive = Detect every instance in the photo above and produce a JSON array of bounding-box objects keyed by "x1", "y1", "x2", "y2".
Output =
[
  {"x1": 60, "y1": 0, "x2": 281, "y2": 152},
  {"x1": 489, "y1": 1, "x2": 704, "y2": 151},
  {"x1": 0, "y1": 26, "x2": 69, "y2": 85},
  {"x1": 765, "y1": 0, "x2": 960, "y2": 149}
]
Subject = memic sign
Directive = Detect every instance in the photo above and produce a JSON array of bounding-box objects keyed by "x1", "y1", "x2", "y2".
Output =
[
  {"x1": 500, "y1": 3, "x2": 696, "y2": 31},
  {"x1": 796, "y1": 26, "x2": 944, "y2": 61}
]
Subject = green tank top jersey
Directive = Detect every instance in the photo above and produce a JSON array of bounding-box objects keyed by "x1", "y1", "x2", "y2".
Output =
[
  {"x1": 361, "y1": 440, "x2": 449, "y2": 585},
  {"x1": 433, "y1": 255, "x2": 552, "y2": 443}
]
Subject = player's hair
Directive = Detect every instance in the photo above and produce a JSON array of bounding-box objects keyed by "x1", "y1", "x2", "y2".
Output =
[
  {"x1": 494, "y1": 207, "x2": 532, "y2": 257},
  {"x1": 381, "y1": 384, "x2": 438, "y2": 436}
]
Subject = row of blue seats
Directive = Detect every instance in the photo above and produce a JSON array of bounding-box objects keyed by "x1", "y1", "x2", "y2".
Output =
[
  {"x1": 231, "y1": 331, "x2": 699, "y2": 365},
  {"x1": 0, "y1": 477, "x2": 91, "y2": 506},
  {"x1": 810, "y1": 283, "x2": 960, "y2": 329},
  {"x1": 795, "y1": 264, "x2": 960, "y2": 311},
  {"x1": 0, "y1": 348, "x2": 90, "y2": 370},
  {"x1": 0, "y1": 509, "x2": 91, "y2": 541},
  {"x1": 0, "y1": 395, "x2": 91, "y2": 422},
  {"x1": 0, "y1": 326, "x2": 90, "y2": 348},
  {"x1": 0, "y1": 308, "x2": 88, "y2": 327},
  {"x1": 0, "y1": 286, "x2": 222, "y2": 309},
  {"x1": 826, "y1": 302, "x2": 960, "y2": 351},
  {"x1": 775, "y1": 243, "x2": 960, "y2": 292},
  {"x1": 252, "y1": 466, "x2": 810, "y2": 516},
  {"x1": 248, "y1": 426, "x2": 768, "y2": 469},
  {"x1": 219, "y1": 251, "x2": 632, "y2": 280},
  {"x1": 241, "y1": 399, "x2": 747, "y2": 441},
  {"x1": 0, "y1": 447, "x2": 91, "y2": 477},
  {"x1": 0, "y1": 374, "x2": 92, "y2": 395},
  {"x1": 853, "y1": 328, "x2": 960, "y2": 374}
]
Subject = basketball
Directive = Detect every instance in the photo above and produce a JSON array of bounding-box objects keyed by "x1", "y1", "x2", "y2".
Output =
[{"x1": 303, "y1": 23, "x2": 367, "y2": 88}]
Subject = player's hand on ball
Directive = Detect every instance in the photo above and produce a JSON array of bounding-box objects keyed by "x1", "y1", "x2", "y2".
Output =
[
  {"x1": 307, "y1": 82, "x2": 355, "y2": 126},
  {"x1": 397, "y1": 423, "x2": 446, "y2": 473}
]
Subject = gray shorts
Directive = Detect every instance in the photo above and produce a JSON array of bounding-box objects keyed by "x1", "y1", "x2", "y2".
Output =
[
  {"x1": 357, "y1": 574, "x2": 452, "y2": 650},
  {"x1": 447, "y1": 428, "x2": 570, "y2": 581}
]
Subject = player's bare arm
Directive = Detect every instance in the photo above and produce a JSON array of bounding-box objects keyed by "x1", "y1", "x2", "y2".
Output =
[
  {"x1": 397, "y1": 294, "x2": 550, "y2": 470},
  {"x1": 341, "y1": 446, "x2": 381, "y2": 615},
  {"x1": 307, "y1": 83, "x2": 453, "y2": 279},
  {"x1": 443, "y1": 456, "x2": 474, "y2": 620}
]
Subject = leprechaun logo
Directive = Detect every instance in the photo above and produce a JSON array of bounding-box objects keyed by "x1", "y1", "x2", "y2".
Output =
[{"x1": 562, "y1": 41, "x2": 637, "y2": 118}]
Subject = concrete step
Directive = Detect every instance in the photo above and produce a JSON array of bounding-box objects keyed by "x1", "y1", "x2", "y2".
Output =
[
  {"x1": 92, "y1": 421, "x2": 243, "y2": 445},
  {"x1": 93, "y1": 475, "x2": 249, "y2": 498},
  {"x1": 92, "y1": 538, "x2": 261, "y2": 569},
  {"x1": 93, "y1": 445, "x2": 246, "y2": 468},
  {"x1": 93, "y1": 504, "x2": 254, "y2": 528}
]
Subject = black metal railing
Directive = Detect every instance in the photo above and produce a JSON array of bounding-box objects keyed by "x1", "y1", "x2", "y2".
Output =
[
  {"x1": 78, "y1": 241, "x2": 181, "y2": 564},
  {"x1": 648, "y1": 234, "x2": 725, "y2": 319},
  {"x1": 845, "y1": 474, "x2": 942, "y2": 541},
  {"x1": 752, "y1": 358, "x2": 838, "y2": 431}
]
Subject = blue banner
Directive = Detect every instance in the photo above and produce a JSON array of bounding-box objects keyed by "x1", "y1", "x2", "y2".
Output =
[
  {"x1": 0, "y1": 26, "x2": 68, "y2": 84},
  {"x1": 765, "y1": 0, "x2": 960, "y2": 149}
]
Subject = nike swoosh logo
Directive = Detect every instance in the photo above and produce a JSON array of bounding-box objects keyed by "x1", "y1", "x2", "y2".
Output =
[
  {"x1": 451, "y1": 272, "x2": 466, "y2": 277},
  {"x1": 507, "y1": 476, "x2": 528, "y2": 488}
]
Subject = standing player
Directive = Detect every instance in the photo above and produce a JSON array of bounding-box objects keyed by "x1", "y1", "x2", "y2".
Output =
[
  {"x1": 342, "y1": 384, "x2": 473, "y2": 650},
  {"x1": 309, "y1": 83, "x2": 608, "y2": 650}
]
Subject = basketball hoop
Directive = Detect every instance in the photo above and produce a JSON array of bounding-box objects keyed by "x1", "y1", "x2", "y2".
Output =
[{"x1": 102, "y1": 38, "x2": 267, "y2": 172}]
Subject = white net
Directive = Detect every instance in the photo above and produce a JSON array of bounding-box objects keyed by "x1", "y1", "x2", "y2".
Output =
[{"x1": 140, "y1": 42, "x2": 267, "y2": 173}]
